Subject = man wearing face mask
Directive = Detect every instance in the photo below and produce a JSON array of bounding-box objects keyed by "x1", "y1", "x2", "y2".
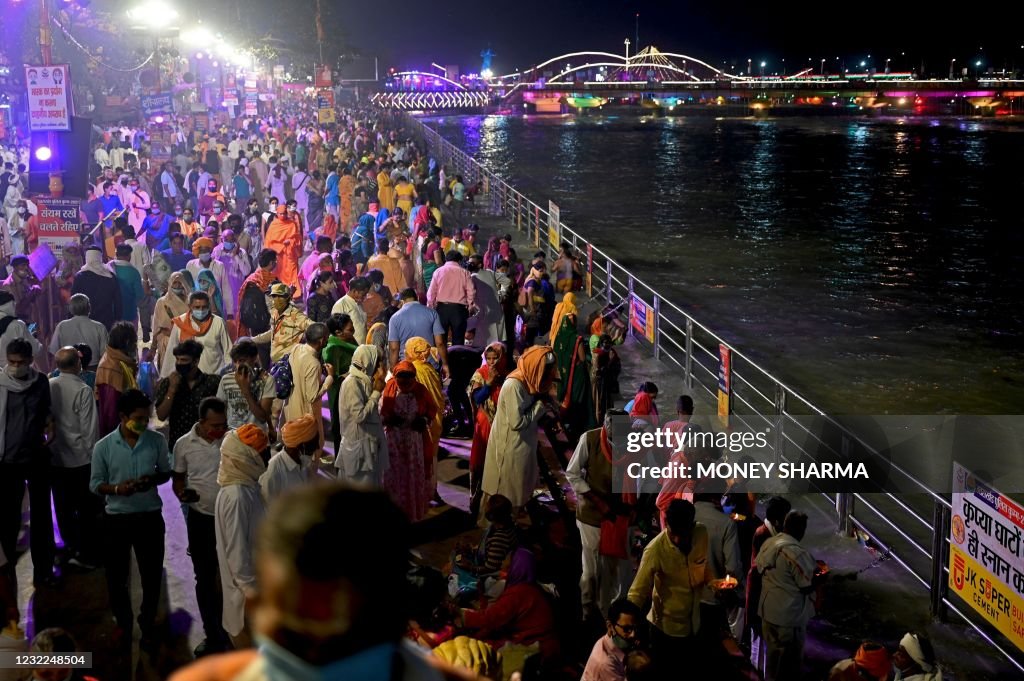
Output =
[
  {"x1": 155, "y1": 340, "x2": 223, "y2": 452},
  {"x1": 199, "y1": 180, "x2": 225, "y2": 226},
  {"x1": 261, "y1": 413, "x2": 319, "y2": 503},
  {"x1": 253, "y1": 283, "x2": 313, "y2": 364},
  {"x1": 172, "y1": 483, "x2": 484, "y2": 681},
  {"x1": 172, "y1": 396, "x2": 231, "y2": 657},
  {"x1": 125, "y1": 177, "x2": 151, "y2": 235},
  {"x1": 0, "y1": 290, "x2": 42, "y2": 366},
  {"x1": 162, "y1": 232, "x2": 192, "y2": 271},
  {"x1": 142, "y1": 203, "x2": 172, "y2": 251},
  {"x1": 212, "y1": 229, "x2": 251, "y2": 319},
  {"x1": 210, "y1": 200, "x2": 231, "y2": 228},
  {"x1": 160, "y1": 291, "x2": 233, "y2": 378},
  {"x1": 213, "y1": 423, "x2": 270, "y2": 648},
  {"x1": 89, "y1": 388, "x2": 172, "y2": 648},
  {"x1": 582, "y1": 598, "x2": 644, "y2": 681},
  {"x1": 9, "y1": 200, "x2": 37, "y2": 255},
  {"x1": 0, "y1": 338, "x2": 55, "y2": 589},
  {"x1": 179, "y1": 206, "x2": 201, "y2": 241},
  {"x1": 242, "y1": 199, "x2": 263, "y2": 256},
  {"x1": 264, "y1": 204, "x2": 302, "y2": 298}
]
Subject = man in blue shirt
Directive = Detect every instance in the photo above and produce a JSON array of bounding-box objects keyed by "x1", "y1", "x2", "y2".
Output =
[
  {"x1": 110, "y1": 243, "x2": 145, "y2": 324},
  {"x1": 162, "y1": 232, "x2": 192, "y2": 271},
  {"x1": 90, "y1": 388, "x2": 172, "y2": 648},
  {"x1": 387, "y1": 287, "x2": 449, "y2": 378}
]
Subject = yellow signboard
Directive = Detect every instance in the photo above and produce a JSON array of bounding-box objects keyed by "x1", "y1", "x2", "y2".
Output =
[
  {"x1": 948, "y1": 463, "x2": 1024, "y2": 653},
  {"x1": 548, "y1": 200, "x2": 560, "y2": 250},
  {"x1": 318, "y1": 108, "x2": 336, "y2": 124}
]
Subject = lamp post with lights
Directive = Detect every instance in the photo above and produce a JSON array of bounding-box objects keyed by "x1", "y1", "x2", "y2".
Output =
[{"x1": 126, "y1": 1, "x2": 181, "y2": 93}]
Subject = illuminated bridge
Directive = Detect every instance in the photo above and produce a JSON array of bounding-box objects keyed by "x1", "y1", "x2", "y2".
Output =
[{"x1": 371, "y1": 47, "x2": 1024, "y2": 113}]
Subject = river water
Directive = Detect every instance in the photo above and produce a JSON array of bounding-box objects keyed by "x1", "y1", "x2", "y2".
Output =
[{"x1": 424, "y1": 113, "x2": 1024, "y2": 414}]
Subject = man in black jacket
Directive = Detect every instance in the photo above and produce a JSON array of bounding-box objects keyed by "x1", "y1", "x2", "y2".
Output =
[{"x1": 0, "y1": 338, "x2": 55, "y2": 587}]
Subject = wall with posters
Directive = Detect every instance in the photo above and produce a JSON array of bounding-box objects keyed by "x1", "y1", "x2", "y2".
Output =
[{"x1": 948, "y1": 462, "x2": 1024, "y2": 654}]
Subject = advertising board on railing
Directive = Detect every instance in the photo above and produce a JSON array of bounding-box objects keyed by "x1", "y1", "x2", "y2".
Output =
[
  {"x1": 949, "y1": 462, "x2": 1024, "y2": 654},
  {"x1": 548, "y1": 200, "x2": 560, "y2": 249},
  {"x1": 630, "y1": 294, "x2": 655, "y2": 344},
  {"x1": 718, "y1": 344, "x2": 732, "y2": 427}
]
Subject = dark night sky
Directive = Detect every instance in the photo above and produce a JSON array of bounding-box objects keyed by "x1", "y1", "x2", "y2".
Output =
[{"x1": 100, "y1": 0, "x2": 1024, "y2": 76}]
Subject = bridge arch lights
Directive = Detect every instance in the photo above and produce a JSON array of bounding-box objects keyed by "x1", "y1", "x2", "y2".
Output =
[{"x1": 389, "y1": 71, "x2": 469, "y2": 91}]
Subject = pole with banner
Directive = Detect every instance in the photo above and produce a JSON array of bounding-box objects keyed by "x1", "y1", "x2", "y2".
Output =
[{"x1": 718, "y1": 344, "x2": 732, "y2": 428}]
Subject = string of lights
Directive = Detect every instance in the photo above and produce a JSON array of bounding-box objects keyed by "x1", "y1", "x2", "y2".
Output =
[{"x1": 51, "y1": 16, "x2": 155, "y2": 72}]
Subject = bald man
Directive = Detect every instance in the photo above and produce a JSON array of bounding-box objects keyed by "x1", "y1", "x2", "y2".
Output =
[{"x1": 49, "y1": 346, "x2": 101, "y2": 568}]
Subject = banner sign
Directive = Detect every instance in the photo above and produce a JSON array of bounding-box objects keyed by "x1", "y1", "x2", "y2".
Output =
[
  {"x1": 244, "y1": 94, "x2": 258, "y2": 116},
  {"x1": 314, "y1": 63, "x2": 332, "y2": 88},
  {"x1": 949, "y1": 462, "x2": 1024, "y2": 653},
  {"x1": 718, "y1": 344, "x2": 732, "y2": 425},
  {"x1": 317, "y1": 89, "x2": 335, "y2": 124},
  {"x1": 25, "y1": 64, "x2": 72, "y2": 131},
  {"x1": 630, "y1": 293, "x2": 655, "y2": 344},
  {"x1": 547, "y1": 200, "x2": 560, "y2": 250},
  {"x1": 32, "y1": 196, "x2": 82, "y2": 257},
  {"x1": 140, "y1": 92, "x2": 174, "y2": 118}
]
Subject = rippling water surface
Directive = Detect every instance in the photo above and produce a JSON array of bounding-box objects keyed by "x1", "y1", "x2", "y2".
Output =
[{"x1": 425, "y1": 114, "x2": 1024, "y2": 414}]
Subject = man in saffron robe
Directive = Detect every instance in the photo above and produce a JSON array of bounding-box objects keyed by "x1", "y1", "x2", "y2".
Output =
[{"x1": 263, "y1": 205, "x2": 302, "y2": 300}]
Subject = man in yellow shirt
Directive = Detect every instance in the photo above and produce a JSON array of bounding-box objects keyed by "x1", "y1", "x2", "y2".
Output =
[{"x1": 628, "y1": 499, "x2": 709, "y2": 675}]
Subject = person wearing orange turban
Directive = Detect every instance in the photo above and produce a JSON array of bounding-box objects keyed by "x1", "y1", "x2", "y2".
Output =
[
  {"x1": 263, "y1": 205, "x2": 302, "y2": 299},
  {"x1": 828, "y1": 641, "x2": 892, "y2": 681},
  {"x1": 380, "y1": 360, "x2": 438, "y2": 521},
  {"x1": 261, "y1": 415, "x2": 319, "y2": 503},
  {"x1": 480, "y1": 346, "x2": 557, "y2": 513},
  {"x1": 404, "y1": 338, "x2": 444, "y2": 502}
]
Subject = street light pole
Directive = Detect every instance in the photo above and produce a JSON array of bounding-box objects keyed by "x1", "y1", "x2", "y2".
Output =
[{"x1": 37, "y1": 0, "x2": 63, "y2": 196}]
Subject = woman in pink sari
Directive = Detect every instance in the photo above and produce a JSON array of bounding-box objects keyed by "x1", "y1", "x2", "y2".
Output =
[{"x1": 467, "y1": 343, "x2": 510, "y2": 517}]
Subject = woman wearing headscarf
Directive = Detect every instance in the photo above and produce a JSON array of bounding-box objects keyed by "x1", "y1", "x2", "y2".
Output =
[
  {"x1": 152, "y1": 271, "x2": 190, "y2": 369},
  {"x1": 421, "y1": 227, "x2": 444, "y2": 294},
  {"x1": 482, "y1": 237, "x2": 501, "y2": 271},
  {"x1": 467, "y1": 342, "x2": 510, "y2": 517},
  {"x1": 405, "y1": 336, "x2": 445, "y2": 501},
  {"x1": 380, "y1": 360, "x2": 438, "y2": 522},
  {"x1": 196, "y1": 268, "x2": 224, "y2": 318},
  {"x1": 351, "y1": 213, "x2": 375, "y2": 265},
  {"x1": 334, "y1": 344, "x2": 389, "y2": 485},
  {"x1": 627, "y1": 381, "x2": 660, "y2": 426},
  {"x1": 215, "y1": 424, "x2": 269, "y2": 647},
  {"x1": 458, "y1": 548, "x2": 559, "y2": 662},
  {"x1": 95, "y1": 321, "x2": 139, "y2": 436},
  {"x1": 548, "y1": 291, "x2": 577, "y2": 341},
  {"x1": 481, "y1": 346, "x2": 558, "y2": 513},
  {"x1": 71, "y1": 247, "x2": 123, "y2": 330},
  {"x1": 323, "y1": 313, "x2": 358, "y2": 455},
  {"x1": 552, "y1": 293, "x2": 595, "y2": 439}
]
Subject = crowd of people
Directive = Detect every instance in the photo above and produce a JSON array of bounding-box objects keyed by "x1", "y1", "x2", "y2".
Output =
[{"x1": 0, "y1": 101, "x2": 947, "y2": 681}]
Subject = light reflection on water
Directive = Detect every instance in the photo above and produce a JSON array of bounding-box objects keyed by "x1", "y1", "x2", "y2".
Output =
[{"x1": 425, "y1": 114, "x2": 1024, "y2": 414}]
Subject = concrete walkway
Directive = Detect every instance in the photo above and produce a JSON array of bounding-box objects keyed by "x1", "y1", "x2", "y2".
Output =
[{"x1": 9, "y1": 200, "x2": 1019, "y2": 679}]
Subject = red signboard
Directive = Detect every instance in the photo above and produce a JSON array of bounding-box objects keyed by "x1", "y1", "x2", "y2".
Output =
[
  {"x1": 33, "y1": 195, "x2": 82, "y2": 257},
  {"x1": 314, "y1": 64, "x2": 332, "y2": 88}
]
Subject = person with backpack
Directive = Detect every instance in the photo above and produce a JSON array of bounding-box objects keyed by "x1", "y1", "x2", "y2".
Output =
[{"x1": 251, "y1": 283, "x2": 313, "y2": 364}]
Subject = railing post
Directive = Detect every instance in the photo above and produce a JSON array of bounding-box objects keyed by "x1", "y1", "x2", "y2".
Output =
[
  {"x1": 652, "y1": 295, "x2": 661, "y2": 360},
  {"x1": 517, "y1": 194, "x2": 522, "y2": 232},
  {"x1": 930, "y1": 500, "x2": 950, "y2": 621},
  {"x1": 606, "y1": 260, "x2": 613, "y2": 307},
  {"x1": 773, "y1": 384, "x2": 787, "y2": 470},
  {"x1": 684, "y1": 318, "x2": 693, "y2": 391},
  {"x1": 627, "y1": 277, "x2": 635, "y2": 340}
]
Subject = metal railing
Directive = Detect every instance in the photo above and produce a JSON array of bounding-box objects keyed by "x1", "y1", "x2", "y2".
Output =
[{"x1": 407, "y1": 115, "x2": 1022, "y2": 672}]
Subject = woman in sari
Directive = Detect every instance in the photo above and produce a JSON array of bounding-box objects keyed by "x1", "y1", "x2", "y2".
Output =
[
  {"x1": 338, "y1": 169, "x2": 356, "y2": 226},
  {"x1": 95, "y1": 321, "x2": 139, "y2": 436},
  {"x1": 381, "y1": 360, "x2": 438, "y2": 522},
  {"x1": 406, "y1": 336, "x2": 445, "y2": 502},
  {"x1": 152, "y1": 271, "x2": 190, "y2": 370},
  {"x1": 626, "y1": 381, "x2": 660, "y2": 426},
  {"x1": 422, "y1": 227, "x2": 444, "y2": 294},
  {"x1": 481, "y1": 237, "x2": 501, "y2": 271},
  {"x1": 552, "y1": 303, "x2": 596, "y2": 440},
  {"x1": 306, "y1": 170, "x2": 325, "y2": 232},
  {"x1": 591, "y1": 334, "x2": 622, "y2": 425},
  {"x1": 548, "y1": 292, "x2": 577, "y2": 340},
  {"x1": 377, "y1": 168, "x2": 396, "y2": 212},
  {"x1": 467, "y1": 342, "x2": 510, "y2": 517},
  {"x1": 195, "y1": 268, "x2": 224, "y2": 318}
]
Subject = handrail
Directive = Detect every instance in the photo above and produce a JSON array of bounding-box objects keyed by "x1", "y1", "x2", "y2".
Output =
[{"x1": 407, "y1": 113, "x2": 1024, "y2": 673}]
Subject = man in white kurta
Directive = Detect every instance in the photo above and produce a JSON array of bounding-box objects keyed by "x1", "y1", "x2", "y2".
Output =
[
  {"x1": 214, "y1": 425, "x2": 268, "y2": 645},
  {"x1": 160, "y1": 304, "x2": 232, "y2": 378}
]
